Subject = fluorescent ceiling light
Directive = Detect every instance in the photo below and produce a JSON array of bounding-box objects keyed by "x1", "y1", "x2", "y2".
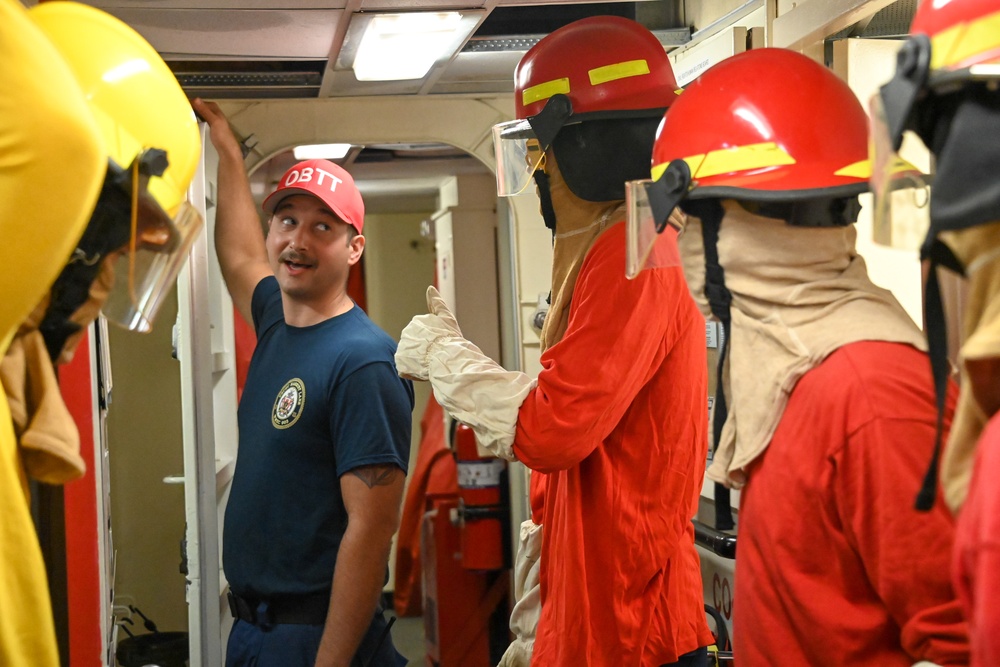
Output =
[
  {"x1": 293, "y1": 143, "x2": 353, "y2": 160},
  {"x1": 348, "y1": 11, "x2": 479, "y2": 81}
]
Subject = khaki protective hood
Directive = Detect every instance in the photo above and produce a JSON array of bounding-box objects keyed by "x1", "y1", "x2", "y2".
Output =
[
  {"x1": 937, "y1": 221, "x2": 1000, "y2": 512},
  {"x1": 681, "y1": 201, "x2": 928, "y2": 488},
  {"x1": 539, "y1": 153, "x2": 621, "y2": 352}
]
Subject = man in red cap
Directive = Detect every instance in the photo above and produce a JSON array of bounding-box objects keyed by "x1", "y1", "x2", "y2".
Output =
[{"x1": 193, "y1": 98, "x2": 413, "y2": 667}]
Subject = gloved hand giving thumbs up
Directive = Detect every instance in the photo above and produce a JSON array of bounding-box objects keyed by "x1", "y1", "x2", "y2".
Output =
[
  {"x1": 395, "y1": 286, "x2": 534, "y2": 460},
  {"x1": 395, "y1": 286, "x2": 463, "y2": 381}
]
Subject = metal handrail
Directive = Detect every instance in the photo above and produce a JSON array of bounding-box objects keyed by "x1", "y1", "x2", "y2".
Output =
[{"x1": 693, "y1": 520, "x2": 737, "y2": 559}]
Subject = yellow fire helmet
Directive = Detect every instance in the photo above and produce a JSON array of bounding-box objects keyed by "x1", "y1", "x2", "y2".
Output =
[{"x1": 29, "y1": 1, "x2": 203, "y2": 334}]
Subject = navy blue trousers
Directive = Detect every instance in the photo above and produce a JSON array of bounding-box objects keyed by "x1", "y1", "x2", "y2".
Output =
[{"x1": 225, "y1": 607, "x2": 407, "y2": 667}]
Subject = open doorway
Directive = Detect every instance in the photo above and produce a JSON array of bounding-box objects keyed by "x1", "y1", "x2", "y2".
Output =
[{"x1": 101, "y1": 133, "x2": 510, "y2": 666}]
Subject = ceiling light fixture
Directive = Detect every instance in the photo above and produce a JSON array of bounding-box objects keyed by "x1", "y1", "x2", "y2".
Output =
[
  {"x1": 339, "y1": 11, "x2": 484, "y2": 82},
  {"x1": 293, "y1": 143, "x2": 353, "y2": 160}
]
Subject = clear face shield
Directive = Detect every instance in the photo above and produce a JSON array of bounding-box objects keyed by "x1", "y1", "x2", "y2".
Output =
[
  {"x1": 624, "y1": 180, "x2": 684, "y2": 277},
  {"x1": 493, "y1": 93, "x2": 575, "y2": 197},
  {"x1": 625, "y1": 159, "x2": 692, "y2": 278},
  {"x1": 492, "y1": 119, "x2": 548, "y2": 197},
  {"x1": 102, "y1": 150, "x2": 204, "y2": 332},
  {"x1": 868, "y1": 92, "x2": 933, "y2": 251}
]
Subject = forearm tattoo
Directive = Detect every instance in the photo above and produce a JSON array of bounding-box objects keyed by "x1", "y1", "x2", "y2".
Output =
[{"x1": 350, "y1": 464, "x2": 401, "y2": 489}]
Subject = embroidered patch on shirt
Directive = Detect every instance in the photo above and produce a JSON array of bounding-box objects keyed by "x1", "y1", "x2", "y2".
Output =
[{"x1": 272, "y1": 378, "x2": 306, "y2": 429}]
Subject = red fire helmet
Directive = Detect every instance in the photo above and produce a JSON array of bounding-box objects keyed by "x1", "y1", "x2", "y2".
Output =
[
  {"x1": 514, "y1": 15, "x2": 680, "y2": 120},
  {"x1": 910, "y1": 0, "x2": 1000, "y2": 72},
  {"x1": 624, "y1": 48, "x2": 872, "y2": 276},
  {"x1": 650, "y1": 48, "x2": 870, "y2": 199},
  {"x1": 494, "y1": 16, "x2": 681, "y2": 197}
]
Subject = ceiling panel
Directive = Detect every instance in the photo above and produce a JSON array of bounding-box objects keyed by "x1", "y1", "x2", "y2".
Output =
[
  {"x1": 321, "y1": 69, "x2": 429, "y2": 97},
  {"x1": 64, "y1": 0, "x2": 685, "y2": 201},
  {"x1": 76, "y1": 0, "x2": 688, "y2": 99},
  {"x1": 98, "y1": 8, "x2": 344, "y2": 59},
  {"x1": 434, "y1": 50, "x2": 521, "y2": 87}
]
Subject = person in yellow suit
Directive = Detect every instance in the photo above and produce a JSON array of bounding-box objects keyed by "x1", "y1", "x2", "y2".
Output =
[{"x1": 0, "y1": 1, "x2": 201, "y2": 664}]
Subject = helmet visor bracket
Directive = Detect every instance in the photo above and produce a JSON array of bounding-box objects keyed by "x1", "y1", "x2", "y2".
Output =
[
  {"x1": 870, "y1": 76, "x2": 936, "y2": 252},
  {"x1": 877, "y1": 34, "x2": 932, "y2": 153}
]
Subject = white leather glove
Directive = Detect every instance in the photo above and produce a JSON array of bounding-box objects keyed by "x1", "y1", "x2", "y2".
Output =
[
  {"x1": 396, "y1": 286, "x2": 534, "y2": 460},
  {"x1": 395, "y1": 285, "x2": 463, "y2": 382},
  {"x1": 496, "y1": 519, "x2": 543, "y2": 667}
]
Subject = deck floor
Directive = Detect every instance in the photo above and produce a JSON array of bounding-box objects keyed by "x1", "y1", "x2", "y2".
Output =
[{"x1": 387, "y1": 612, "x2": 426, "y2": 666}]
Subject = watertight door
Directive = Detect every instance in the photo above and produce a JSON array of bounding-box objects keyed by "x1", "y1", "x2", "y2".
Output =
[{"x1": 175, "y1": 124, "x2": 238, "y2": 666}]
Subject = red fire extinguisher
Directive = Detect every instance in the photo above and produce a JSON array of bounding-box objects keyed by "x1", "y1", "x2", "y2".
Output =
[{"x1": 452, "y1": 422, "x2": 508, "y2": 571}]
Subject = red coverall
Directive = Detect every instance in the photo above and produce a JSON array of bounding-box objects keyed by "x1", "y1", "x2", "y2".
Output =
[
  {"x1": 735, "y1": 341, "x2": 970, "y2": 666},
  {"x1": 514, "y1": 222, "x2": 714, "y2": 666},
  {"x1": 954, "y1": 413, "x2": 1000, "y2": 667}
]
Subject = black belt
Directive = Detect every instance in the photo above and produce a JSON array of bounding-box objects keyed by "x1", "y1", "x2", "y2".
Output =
[{"x1": 227, "y1": 590, "x2": 329, "y2": 626}]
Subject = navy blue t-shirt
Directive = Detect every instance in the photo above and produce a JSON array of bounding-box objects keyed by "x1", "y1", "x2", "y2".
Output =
[{"x1": 223, "y1": 277, "x2": 414, "y2": 599}]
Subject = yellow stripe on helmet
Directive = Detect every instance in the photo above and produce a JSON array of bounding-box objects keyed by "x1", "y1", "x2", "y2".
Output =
[
  {"x1": 890, "y1": 156, "x2": 925, "y2": 176},
  {"x1": 650, "y1": 143, "x2": 798, "y2": 182},
  {"x1": 588, "y1": 59, "x2": 650, "y2": 86},
  {"x1": 844, "y1": 157, "x2": 918, "y2": 180},
  {"x1": 834, "y1": 160, "x2": 872, "y2": 179},
  {"x1": 696, "y1": 142, "x2": 795, "y2": 179},
  {"x1": 650, "y1": 161, "x2": 671, "y2": 182},
  {"x1": 930, "y1": 8, "x2": 1000, "y2": 71},
  {"x1": 522, "y1": 78, "x2": 571, "y2": 107}
]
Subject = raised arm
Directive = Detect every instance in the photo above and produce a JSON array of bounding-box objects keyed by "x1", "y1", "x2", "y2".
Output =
[{"x1": 191, "y1": 98, "x2": 271, "y2": 325}]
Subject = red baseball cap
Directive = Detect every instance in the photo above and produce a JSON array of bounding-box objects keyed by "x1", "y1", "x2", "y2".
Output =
[{"x1": 262, "y1": 159, "x2": 365, "y2": 234}]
